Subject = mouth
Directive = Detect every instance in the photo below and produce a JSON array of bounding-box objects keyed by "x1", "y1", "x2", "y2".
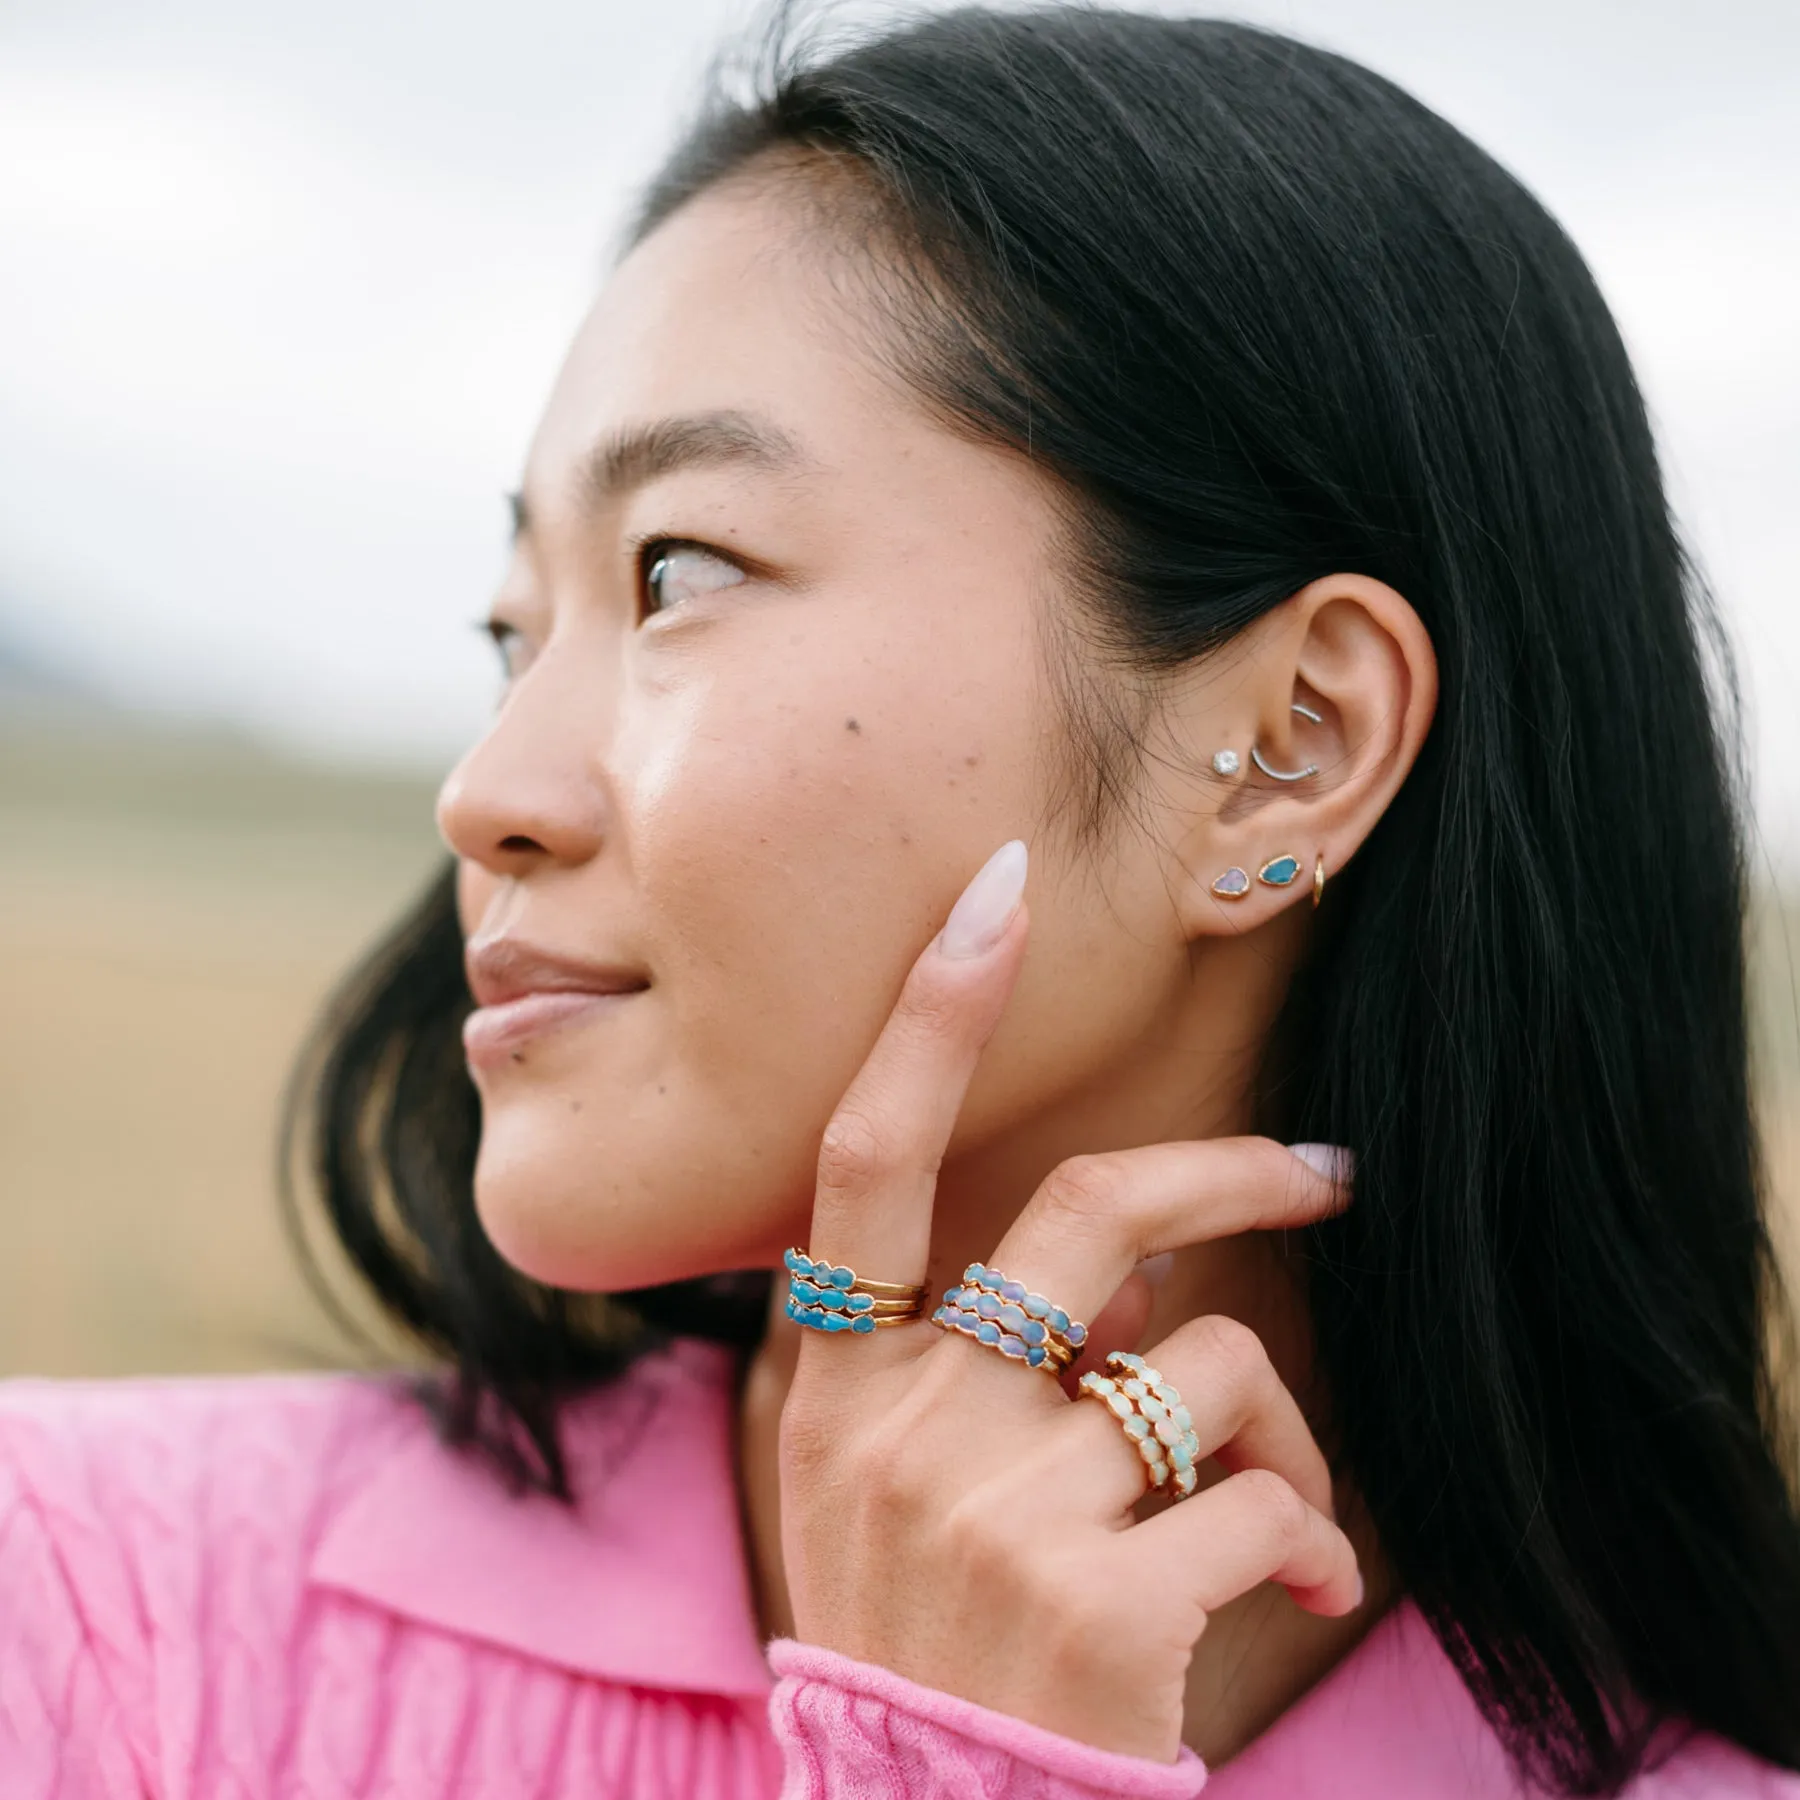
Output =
[
  {"x1": 462, "y1": 985, "x2": 647, "y2": 1067},
  {"x1": 461, "y1": 931, "x2": 650, "y2": 1069}
]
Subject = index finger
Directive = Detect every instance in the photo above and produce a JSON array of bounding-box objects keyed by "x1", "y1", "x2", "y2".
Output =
[
  {"x1": 980, "y1": 1137, "x2": 1353, "y2": 1334},
  {"x1": 800, "y1": 840, "x2": 1032, "y2": 1347}
]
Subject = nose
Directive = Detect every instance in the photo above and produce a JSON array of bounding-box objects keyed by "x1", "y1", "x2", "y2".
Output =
[{"x1": 435, "y1": 668, "x2": 609, "y2": 878}]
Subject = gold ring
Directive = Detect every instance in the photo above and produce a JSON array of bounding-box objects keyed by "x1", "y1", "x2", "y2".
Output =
[
  {"x1": 1079, "y1": 1352, "x2": 1203, "y2": 1500},
  {"x1": 784, "y1": 1248, "x2": 929, "y2": 1337}
]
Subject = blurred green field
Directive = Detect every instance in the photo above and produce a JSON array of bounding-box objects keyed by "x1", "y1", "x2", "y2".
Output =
[{"x1": 2, "y1": 720, "x2": 1797, "y2": 1379}]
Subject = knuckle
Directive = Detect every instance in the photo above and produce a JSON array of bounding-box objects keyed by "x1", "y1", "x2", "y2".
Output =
[
  {"x1": 1185, "y1": 1313, "x2": 1272, "y2": 1397},
  {"x1": 894, "y1": 971, "x2": 968, "y2": 1047},
  {"x1": 940, "y1": 1488, "x2": 1021, "y2": 1586},
  {"x1": 1235, "y1": 1467, "x2": 1311, "y2": 1546},
  {"x1": 859, "y1": 1408, "x2": 939, "y2": 1517},
  {"x1": 779, "y1": 1395, "x2": 838, "y2": 1476},
  {"x1": 1026, "y1": 1555, "x2": 1120, "y2": 1665},
  {"x1": 815, "y1": 1107, "x2": 890, "y2": 1199},
  {"x1": 1035, "y1": 1153, "x2": 1131, "y2": 1229}
]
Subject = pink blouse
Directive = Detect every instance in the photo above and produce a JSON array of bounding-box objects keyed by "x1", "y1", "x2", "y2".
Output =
[{"x1": 0, "y1": 1337, "x2": 1792, "y2": 1798}]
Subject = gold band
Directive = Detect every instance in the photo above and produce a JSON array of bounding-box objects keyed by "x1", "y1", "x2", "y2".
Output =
[
  {"x1": 846, "y1": 1274, "x2": 930, "y2": 1301},
  {"x1": 1079, "y1": 1353, "x2": 1202, "y2": 1501}
]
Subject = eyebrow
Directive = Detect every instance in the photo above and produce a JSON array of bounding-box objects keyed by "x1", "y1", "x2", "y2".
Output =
[{"x1": 508, "y1": 409, "x2": 808, "y2": 541}]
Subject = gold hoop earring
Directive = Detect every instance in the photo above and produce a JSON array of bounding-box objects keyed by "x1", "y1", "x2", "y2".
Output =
[{"x1": 1313, "y1": 852, "x2": 1326, "y2": 909}]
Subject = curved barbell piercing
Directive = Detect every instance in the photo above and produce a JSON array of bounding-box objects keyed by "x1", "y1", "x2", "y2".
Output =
[{"x1": 1250, "y1": 701, "x2": 1322, "y2": 783}]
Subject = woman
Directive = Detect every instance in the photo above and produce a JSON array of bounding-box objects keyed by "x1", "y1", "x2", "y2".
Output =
[{"x1": 4, "y1": 6, "x2": 1798, "y2": 1795}]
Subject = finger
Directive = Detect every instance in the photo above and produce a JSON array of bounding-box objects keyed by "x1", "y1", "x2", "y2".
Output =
[
  {"x1": 1029, "y1": 1311, "x2": 1336, "y2": 1522},
  {"x1": 982, "y1": 1136, "x2": 1352, "y2": 1337},
  {"x1": 1063, "y1": 1265, "x2": 1155, "y2": 1386},
  {"x1": 801, "y1": 840, "x2": 1030, "y2": 1350},
  {"x1": 1138, "y1": 1466, "x2": 1362, "y2": 1617}
]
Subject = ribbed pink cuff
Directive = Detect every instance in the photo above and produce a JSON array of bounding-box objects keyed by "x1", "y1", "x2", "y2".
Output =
[{"x1": 767, "y1": 1638, "x2": 1208, "y2": 1799}]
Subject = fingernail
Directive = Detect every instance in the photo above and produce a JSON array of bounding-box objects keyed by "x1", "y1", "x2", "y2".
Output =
[
  {"x1": 939, "y1": 840, "x2": 1029, "y2": 959},
  {"x1": 1134, "y1": 1252, "x2": 1174, "y2": 1288},
  {"x1": 1287, "y1": 1143, "x2": 1356, "y2": 1185}
]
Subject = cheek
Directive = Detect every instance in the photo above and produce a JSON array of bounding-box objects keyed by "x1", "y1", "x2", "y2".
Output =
[
  {"x1": 464, "y1": 621, "x2": 1135, "y2": 1294},
  {"x1": 467, "y1": 689, "x2": 973, "y2": 1292}
]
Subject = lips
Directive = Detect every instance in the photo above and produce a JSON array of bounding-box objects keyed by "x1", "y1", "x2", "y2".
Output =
[{"x1": 462, "y1": 937, "x2": 649, "y2": 1067}]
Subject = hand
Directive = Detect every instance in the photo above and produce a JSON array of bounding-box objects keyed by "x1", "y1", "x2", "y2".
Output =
[{"x1": 777, "y1": 839, "x2": 1362, "y2": 1764}]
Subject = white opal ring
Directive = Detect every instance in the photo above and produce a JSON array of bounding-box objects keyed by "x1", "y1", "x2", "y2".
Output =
[{"x1": 1077, "y1": 1351, "x2": 1202, "y2": 1499}]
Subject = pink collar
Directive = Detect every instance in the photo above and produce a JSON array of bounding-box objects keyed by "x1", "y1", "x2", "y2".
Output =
[
  {"x1": 306, "y1": 1335, "x2": 1712, "y2": 1792},
  {"x1": 306, "y1": 1337, "x2": 774, "y2": 1699}
]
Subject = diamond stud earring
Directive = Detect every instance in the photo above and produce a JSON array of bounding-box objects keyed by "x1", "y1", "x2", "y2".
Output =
[{"x1": 1210, "y1": 749, "x2": 1240, "y2": 776}]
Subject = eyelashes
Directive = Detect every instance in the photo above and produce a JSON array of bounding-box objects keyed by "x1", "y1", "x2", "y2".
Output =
[
  {"x1": 475, "y1": 534, "x2": 751, "y2": 685},
  {"x1": 631, "y1": 536, "x2": 748, "y2": 618}
]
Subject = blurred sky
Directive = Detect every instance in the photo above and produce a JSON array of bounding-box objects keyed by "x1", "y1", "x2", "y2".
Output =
[{"x1": 2, "y1": 0, "x2": 1797, "y2": 858}]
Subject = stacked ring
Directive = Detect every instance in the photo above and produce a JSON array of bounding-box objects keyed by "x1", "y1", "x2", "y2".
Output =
[
  {"x1": 1077, "y1": 1351, "x2": 1203, "y2": 1499},
  {"x1": 931, "y1": 1263, "x2": 1089, "y2": 1375},
  {"x1": 784, "y1": 1248, "x2": 928, "y2": 1334}
]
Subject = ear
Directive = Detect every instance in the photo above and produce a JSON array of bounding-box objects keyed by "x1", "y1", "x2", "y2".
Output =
[{"x1": 1158, "y1": 572, "x2": 1438, "y2": 939}]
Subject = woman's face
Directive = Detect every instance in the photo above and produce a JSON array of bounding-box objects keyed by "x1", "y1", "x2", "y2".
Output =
[{"x1": 436, "y1": 174, "x2": 1226, "y2": 1293}]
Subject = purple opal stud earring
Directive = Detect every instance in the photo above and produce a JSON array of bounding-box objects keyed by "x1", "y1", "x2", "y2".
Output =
[{"x1": 1210, "y1": 865, "x2": 1251, "y2": 900}]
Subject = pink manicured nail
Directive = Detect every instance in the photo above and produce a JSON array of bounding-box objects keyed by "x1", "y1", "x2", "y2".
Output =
[
  {"x1": 1287, "y1": 1143, "x2": 1356, "y2": 1185},
  {"x1": 938, "y1": 840, "x2": 1029, "y2": 959}
]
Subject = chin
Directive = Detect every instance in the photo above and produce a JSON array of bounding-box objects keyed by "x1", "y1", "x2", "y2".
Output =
[{"x1": 468, "y1": 1095, "x2": 795, "y2": 1295}]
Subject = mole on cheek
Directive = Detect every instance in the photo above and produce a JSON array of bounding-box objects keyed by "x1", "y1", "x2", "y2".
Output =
[{"x1": 845, "y1": 717, "x2": 861, "y2": 733}]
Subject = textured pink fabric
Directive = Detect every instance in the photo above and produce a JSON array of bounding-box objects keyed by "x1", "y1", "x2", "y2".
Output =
[
  {"x1": 767, "y1": 1639, "x2": 1208, "y2": 1798},
  {"x1": 1, "y1": 1339, "x2": 1794, "y2": 1798}
]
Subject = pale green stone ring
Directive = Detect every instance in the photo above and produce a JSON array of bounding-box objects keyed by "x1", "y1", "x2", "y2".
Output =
[{"x1": 1077, "y1": 1350, "x2": 1203, "y2": 1500}]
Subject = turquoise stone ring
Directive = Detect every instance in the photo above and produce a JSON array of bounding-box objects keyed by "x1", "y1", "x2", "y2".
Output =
[{"x1": 783, "y1": 1248, "x2": 927, "y2": 1335}]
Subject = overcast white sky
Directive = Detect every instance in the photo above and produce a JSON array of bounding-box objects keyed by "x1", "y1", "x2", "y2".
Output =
[{"x1": 2, "y1": 0, "x2": 1797, "y2": 859}]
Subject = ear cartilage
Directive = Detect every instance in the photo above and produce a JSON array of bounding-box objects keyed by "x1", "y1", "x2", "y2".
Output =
[{"x1": 1210, "y1": 866, "x2": 1251, "y2": 899}]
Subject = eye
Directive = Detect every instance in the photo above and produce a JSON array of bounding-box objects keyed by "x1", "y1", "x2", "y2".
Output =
[
  {"x1": 478, "y1": 616, "x2": 534, "y2": 684},
  {"x1": 639, "y1": 540, "x2": 746, "y2": 617}
]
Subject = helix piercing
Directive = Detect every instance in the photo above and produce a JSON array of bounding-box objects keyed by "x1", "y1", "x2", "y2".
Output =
[{"x1": 1250, "y1": 701, "x2": 1322, "y2": 783}]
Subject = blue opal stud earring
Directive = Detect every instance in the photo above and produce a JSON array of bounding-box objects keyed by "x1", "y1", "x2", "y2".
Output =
[
  {"x1": 1258, "y1": 854, "x2": 1302, "y2": 888},
  {"x1": 1210, "y1": 866, "x2": 1251, "y2": 899}
]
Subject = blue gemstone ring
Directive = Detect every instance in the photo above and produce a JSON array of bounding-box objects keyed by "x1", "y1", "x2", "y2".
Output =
[
  {"x1": 1078, "y1": 1351, "x2": 1203, "y2": 1499},
  {"x1": 930, "y1": 1262, "x2": 1089, "y2": 1376},
  {"x1": 783, "y1": 1247, "x2": 928, "y2": 1335}
]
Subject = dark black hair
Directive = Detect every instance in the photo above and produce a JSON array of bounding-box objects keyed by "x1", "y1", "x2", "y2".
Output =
[{"x1": 279, "y1": 7, "x2": 1800, "y2": 1793}]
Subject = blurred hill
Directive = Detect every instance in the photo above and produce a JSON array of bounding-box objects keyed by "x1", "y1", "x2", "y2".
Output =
[{"x1": 0, "y1": 693, "x2": 447, "y2": 1377}]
